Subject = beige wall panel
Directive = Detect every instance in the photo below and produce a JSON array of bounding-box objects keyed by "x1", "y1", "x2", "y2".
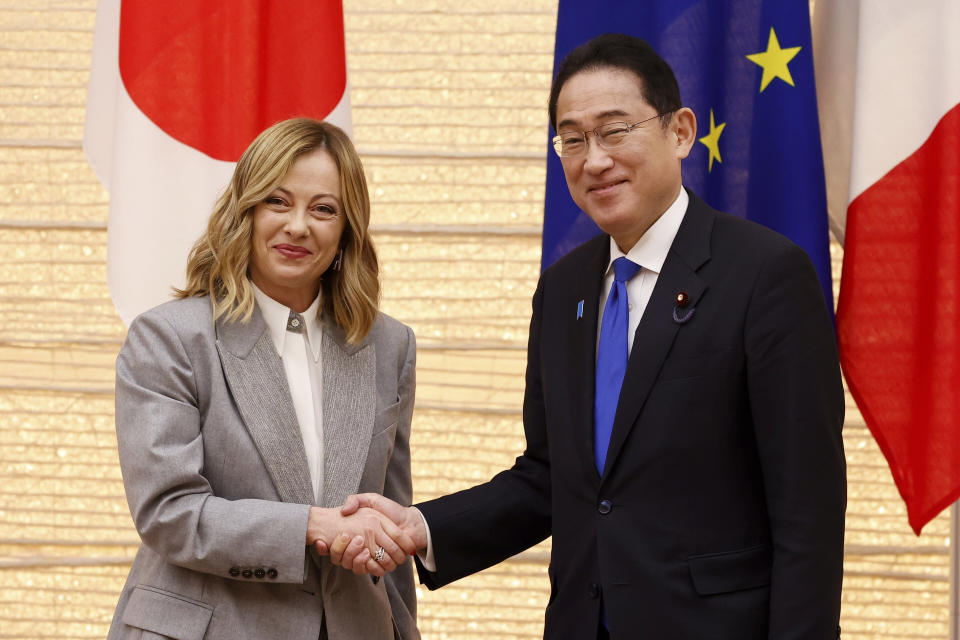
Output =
[
  {"x1": 0, "y1": 149, "x2": 106, "y2": 224},
  {"x1": 366, "y1": 159, "x2": 547, "y2": 227}
]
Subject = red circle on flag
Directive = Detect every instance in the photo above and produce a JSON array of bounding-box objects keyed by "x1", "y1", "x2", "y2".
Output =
[{"x1": 119, "y1": 0, "x2": 347, "y2": 162}]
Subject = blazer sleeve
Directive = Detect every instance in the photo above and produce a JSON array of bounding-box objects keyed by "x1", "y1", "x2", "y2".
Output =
[
  {"x1": 115, "y1": 309, "x2": 312, "y2": 583},
  {"x1": 415, "y1": 277, "x2": 553, "y2": 588},
  {"x1": 744, "y1": 243, "x2": 846, "y2": 639},
  {"x1": 382, "y1": 324, "x2": 418, "y2": 622}
]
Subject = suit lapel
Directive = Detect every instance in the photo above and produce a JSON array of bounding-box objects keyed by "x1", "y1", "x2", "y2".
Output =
[
  {"x1": 601, "y1": 193, "x2": 713, "y2": 480},
  {"x1": 567, "y1": 237, "x2": 610, "y2": 478},
  {"x1": 320, "y1": 322, "x2": 376, "y2": 508},
  {"x1": 216, "y1": 307, "x2": 315, "y2": 505}
]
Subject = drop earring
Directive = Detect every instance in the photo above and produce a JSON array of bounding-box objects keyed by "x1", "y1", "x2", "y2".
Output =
[{"x1": 332, "y1": 248, "x2": 343, "y2": 271}]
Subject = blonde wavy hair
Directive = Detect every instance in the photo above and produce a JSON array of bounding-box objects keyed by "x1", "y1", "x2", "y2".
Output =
[{"x1": 175, "y1": 118, "x2": 379, "y2": 343}]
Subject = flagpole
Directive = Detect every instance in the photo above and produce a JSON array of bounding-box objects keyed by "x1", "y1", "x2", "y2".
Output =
[{"x1": 952, "y1": 502, "x2": 959, "y2": 640}]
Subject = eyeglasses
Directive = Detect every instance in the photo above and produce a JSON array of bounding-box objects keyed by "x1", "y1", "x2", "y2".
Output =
[{"x1": 551, "y1": 112, "x2": 673, "y2": 158}]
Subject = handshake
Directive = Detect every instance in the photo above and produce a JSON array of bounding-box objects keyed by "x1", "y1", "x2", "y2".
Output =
[{"x1": 305, "y1": 494, "x2": 427, "y2": 578}]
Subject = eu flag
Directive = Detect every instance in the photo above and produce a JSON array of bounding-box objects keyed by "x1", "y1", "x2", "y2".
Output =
[{"x1": 542, "y1": 0, "x2": 834, "y2": 310}]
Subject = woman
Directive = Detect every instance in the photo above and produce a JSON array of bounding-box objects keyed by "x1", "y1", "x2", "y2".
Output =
[{"x1": 108, "y1": 119, "x2": 419, "y2": 639}]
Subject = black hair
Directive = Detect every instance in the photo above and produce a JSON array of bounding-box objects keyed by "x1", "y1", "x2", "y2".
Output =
[{"x1": 548, "y1": 33, "x2": 682, "y2": 131}]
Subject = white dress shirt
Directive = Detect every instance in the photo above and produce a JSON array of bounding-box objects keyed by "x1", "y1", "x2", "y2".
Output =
[
  {"x1": 598, "y1": 187, "x2": 688, "y2": 356},
  {"x1": 252, "y1": 284, "x2": 325, "y2": 503},
  {"x1": 418, "y1": 188, "x2": 690, "y2": 571}
]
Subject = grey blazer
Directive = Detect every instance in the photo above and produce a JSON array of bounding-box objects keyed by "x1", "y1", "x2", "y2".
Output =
[{"x1": 108, "y1": 295, "x2": 418, "y2": 640}]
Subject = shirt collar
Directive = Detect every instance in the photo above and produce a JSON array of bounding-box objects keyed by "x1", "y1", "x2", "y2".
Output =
[
  {"x1": 606, "y1": 187, "x2": 688, "y2": 275},
  {"x1": 251, "y1": 282, "x2": 323, "y2": 362}
]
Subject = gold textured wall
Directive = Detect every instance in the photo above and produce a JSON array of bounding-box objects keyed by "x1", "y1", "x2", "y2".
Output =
[{"x1": 0, "y1": 1, "x2": 950, "y2": 638}]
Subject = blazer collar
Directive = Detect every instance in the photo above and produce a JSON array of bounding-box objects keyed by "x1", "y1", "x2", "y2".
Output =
[
  {"x1": 319, "y1": 321, "x2": 377, "y2": 508},
  {"x1": 216, "y1": 305, "x2": 379, "y2": 508},
  {"x1": 215, "y1": 305, "x2": 315, "y2": 505},
  {"x1": 600, "y1": 190, "x2": 713, "y2": 481},
  {"x1": 566, "y1": 235, "x2": 611, "y2": 483},
  {"x1": 667, "y1": 188, "x2": 713, "y2": 274}
]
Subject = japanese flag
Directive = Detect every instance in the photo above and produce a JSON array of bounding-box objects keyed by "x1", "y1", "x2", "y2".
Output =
[{"x1": 84, "y1": 0, "x2": 351, "y2": 324}]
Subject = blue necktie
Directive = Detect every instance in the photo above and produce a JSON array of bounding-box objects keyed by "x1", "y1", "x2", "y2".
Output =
[{"x1": 594, "y1": 257, "x2": 642, "y2": 473}]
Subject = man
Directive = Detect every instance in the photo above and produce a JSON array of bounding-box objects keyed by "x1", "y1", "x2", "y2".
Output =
[{"x1": 327, "y1": 33, "x2": 845, "y2": 639}]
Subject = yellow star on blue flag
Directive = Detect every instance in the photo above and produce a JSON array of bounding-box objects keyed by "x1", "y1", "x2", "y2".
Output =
[
  {"x1": 698, "y1": 109, "x2": 726, "y2": 172},
  {"x1": 746, "y1": 27, "x2": 802, "y2": 92}
]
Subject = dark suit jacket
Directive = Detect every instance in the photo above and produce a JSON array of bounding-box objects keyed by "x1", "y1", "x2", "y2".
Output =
[{"x1": 417, "y1": 192, "x2": 845, "y2": 639}]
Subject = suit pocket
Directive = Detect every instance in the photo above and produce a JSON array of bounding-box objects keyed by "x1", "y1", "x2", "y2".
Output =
[
  {"x1": 688, "y1": 544, "x2": 771, "y2": 596},
  {"x1": 121, "y1": 585, "x2": 213, "y2": 640}
]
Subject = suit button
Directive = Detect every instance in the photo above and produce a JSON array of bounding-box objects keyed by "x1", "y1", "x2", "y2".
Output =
[
  {"x1": 229, "y1": 566, "x2": 240, "y2": 577},
  {"x1": 254, "y1": 568, "x2": 266, "y2": 579},
  {"x1": 598, "y1": 499, "x2": 612, "y2": 514},
  {"x1": 266, "y1": 568, "x2": 278, "y2": 579},
  {"x1": 241, "y1": 568, "x2": 253, "y2": 578},
  {"x1": 589, "y1": 583, "x2": 601, "y2": 599}
]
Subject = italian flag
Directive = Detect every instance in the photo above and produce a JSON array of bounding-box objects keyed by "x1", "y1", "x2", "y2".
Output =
[
  {"x1": 815, "y1": 0, "x2": 960, "y2": 534},
  {"x1": 84, "y1": 0, "x2": 351, "y2": 325}
]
